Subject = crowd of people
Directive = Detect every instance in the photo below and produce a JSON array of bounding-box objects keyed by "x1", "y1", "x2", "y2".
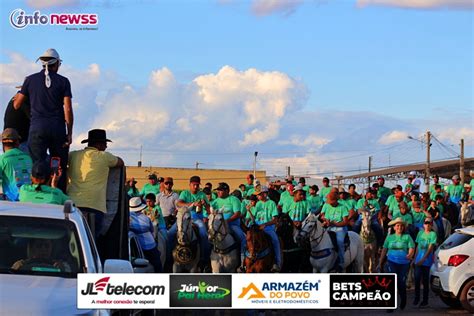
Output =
[{"x1": 2, "y1": 48, "x2": 474, "y2": 312}]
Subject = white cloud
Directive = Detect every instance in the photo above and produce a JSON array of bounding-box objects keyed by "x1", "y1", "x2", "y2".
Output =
[
  {"x1": 356, "y1": 0, "x2": 473, "y2": 10},
  {"x1": 278, "y1": 134, "x2": 331, "y2": 147},
  {"x1": 437, "y1": 128, "x2": 474, "y2": 144},
  {"x1": 251, "y1": 0, "x2": 305, "y2": 16},
  {"x1": 26, "y1": 0, "x2": 80, "y2": 9},
  {"x1": 378, "y1": 130, "x2": 410, "y2": 144}
]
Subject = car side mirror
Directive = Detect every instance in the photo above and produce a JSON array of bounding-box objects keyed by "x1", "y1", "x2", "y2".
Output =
[
  {"x1": 132, "y1": 258, "x2": 149, "y2": 268},
  {"x1": 104, "y1": 259, "x2": 133, "y2": 273}
]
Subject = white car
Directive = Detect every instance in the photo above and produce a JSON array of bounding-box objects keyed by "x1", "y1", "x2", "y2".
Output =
[
  {"x1": 0, "y1": 201, "x2": 133, "y2": 315},
  {"x1": 430, "y1": 226, "x2": 474, "y2": 313}
]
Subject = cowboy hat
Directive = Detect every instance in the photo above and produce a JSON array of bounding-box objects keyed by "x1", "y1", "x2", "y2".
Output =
[
  {"x1": 129, "y1": 197, "x2": 147, "y2": 212},
  {"x1": 388, "y1": 217, "x2": 407, "y2": 226},
  {"x1": 81, "y1": 129, "x2": 112, "y2": 144}
]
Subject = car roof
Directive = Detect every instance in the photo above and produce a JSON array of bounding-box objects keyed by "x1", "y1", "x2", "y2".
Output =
[
  {"x1": 455, "y1": 226, "x2": 474, "y2": 236},
  {"x1": 0, "y1": 201, "x2": 78, "y2": 220}
]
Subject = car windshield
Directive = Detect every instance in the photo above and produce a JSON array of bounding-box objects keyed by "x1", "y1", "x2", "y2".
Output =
[
  {"x1": 0, "y1": 215, "x2": 84, "y2": 278},
  {"x1": 439, "y1": 232, "x2": 472, "y2": 250}
]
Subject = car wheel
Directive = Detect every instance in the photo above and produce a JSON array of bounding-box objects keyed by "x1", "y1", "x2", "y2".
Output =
[
  {"x1": 439, "y1": 295, "x2": 461, "y2": 308},
  {"x1": 460, "y1": 279, "x2": 474, "y2": 313}
]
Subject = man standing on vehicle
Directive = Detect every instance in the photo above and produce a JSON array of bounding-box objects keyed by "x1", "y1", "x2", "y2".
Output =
[
  {"x1": 67, "y1": 129, "x2": 124, "y2": 239},
  {"x1": 13, "y1": 48, "x2": 73, "y2": 193},
  {"x1": 0, "y1": 128, "x2": 32, "y2": 201}
]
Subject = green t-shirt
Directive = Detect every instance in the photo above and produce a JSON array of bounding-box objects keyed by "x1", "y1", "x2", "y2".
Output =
[
  {"x1": 127, "y1": 188, "x2": 141, "y2": 198},
  {"x1": 244, "y1": 184, "x2": 254, "y2": 198},
  {"x1": 470, "y1": 179, "x2": 474, "y2": 197},
  {"x1": 240, "y1": 199, "x2": 251, "y2": 218},
  {"x1": 140, "y1": 183, "x2": 161, "y2": 197},
  {"x1": 320, "y1": 186, "x2": 332, "y2": 201},
  {"x1": 383, "y1": 233, "x2": 415, "y2": 264},
  {"x1": 178, "y1": 190, "x2": 209, "y2": 220},
  {"x1": 388, "y1": 199, "x2": 402, "y2": 219},
  {"x1": 447, "y1": 184, "x2": 464, "y2": 203},
  {"x1": 144, "y1": 205, "x2": 166, "y2": 229},
  {"x1": 19, "y1": 184, "x2": 70, "y2": 205},
  {"x1": 307, "y1": 194, "x2": 323, "y2": 213},
  {"x1": 211, "y1": 196, "x2": 241, "y2": 221},
  {"x1": 285, "y1": 200, "x2": 309, "y2": 222},
  {"x1": 397, "y1": 212, "x2": 413, "y2": 225},
  {"x1": 430, "y1": 190, "x2": 446, "y2": 202},
  {"x1": 415, "y1": 230, "x2": 437, "y2": 266},
  {"x1": 247, "y1": 199, "x2": 278, "y2": 225},
  {"x1": 378, "y1": 186, "x2": 392, "y2": 200},
  {"x1": 0, "y1": 148, "x2": 33, "y2": 201},
  {"x1": 412, "y1": 210, "x2": 426, "y2": 226},
  {"x1": 356, "y1": 198, "x2": 380, "y2": 212},
  {"x1": 321, "y1": 203, "x2": 349, "y2": 223},
  {"x1": 278, "y1": 191, "x2": 294, "y2": 213}
]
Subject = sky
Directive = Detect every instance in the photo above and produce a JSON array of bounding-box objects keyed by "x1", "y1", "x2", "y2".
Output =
[{"x1": 0, "y1": 0, "x2": 472, "y2": 179}]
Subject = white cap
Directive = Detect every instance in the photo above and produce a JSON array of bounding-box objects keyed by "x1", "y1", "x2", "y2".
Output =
[
  {"x1": 37, "y1": 48, "x2": 62, "y2": 62},
  {"x1": 409, "y1": 171, "x2": 417, "y2": 176}
]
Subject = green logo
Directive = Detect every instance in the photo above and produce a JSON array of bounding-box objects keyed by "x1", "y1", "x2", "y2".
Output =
[{"x1": 175, "y1": 281, "x2": 231, "y2": 300}]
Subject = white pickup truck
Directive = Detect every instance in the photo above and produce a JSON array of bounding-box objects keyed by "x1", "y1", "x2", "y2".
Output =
[{"x1": 0, "y1": 200, "x2": 133, "y2": 315}]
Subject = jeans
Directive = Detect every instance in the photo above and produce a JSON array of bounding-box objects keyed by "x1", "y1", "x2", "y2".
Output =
[
  {"x1": 28, "y1": 126, "x2": 69, "y2": 193},
  {"x1": 414, "y1": 265, "x2": 430, "y2": 304},
  {"x1": 264, "y1": 225, "x2": 281, "y2": 266},
  {"x1": 143, "y1": 247, "x2": 162, "y2": 273},
  {"x1": 353, "y1": 214, "x2": 384, "y2": 247},
  {"x1": 328, "y1": 226, "x2": 347, "y2": 268},
  {"x1": 167, "y1": 219, "x2": 210, "y2": 262},
  {"x1": 229, "y1": 222, "x2": 247, "y2": 259},
  {"x1": 386, "y1": 260, "x2": 409, "y2": 309},
  {"x1": 435, "y1": 218, "x2": 444, "y2": 240}
]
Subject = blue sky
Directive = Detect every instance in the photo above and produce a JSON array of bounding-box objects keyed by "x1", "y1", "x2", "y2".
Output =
[{"x1": 0, "y1": 0, "x2": 472, "y2": 177}]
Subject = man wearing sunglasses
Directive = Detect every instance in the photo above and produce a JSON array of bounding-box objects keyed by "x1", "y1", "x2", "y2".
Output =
[{"x1": 157, "y1": 177, "x2": 179, "y2": 229}]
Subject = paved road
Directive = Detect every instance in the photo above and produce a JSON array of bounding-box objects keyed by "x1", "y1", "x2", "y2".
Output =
[{"x1": 163, "y1": 289, "x2": 470, "y2": 316}]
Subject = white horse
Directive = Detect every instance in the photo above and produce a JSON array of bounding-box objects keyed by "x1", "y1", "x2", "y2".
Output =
[
  {"x1": 296, "y1": 213, "x2": 364, "y2": 273},
  {"x1": 359, "y1": 208, "x2": 378, "y2": 273},
  {"x1": 172, "y1": 207, "x2": 200, "y2": 273},
  {"x1": 208, "y1": 209, "x2": 239, "y2": 273},
  {"x1": 461, "y1": 202, "x2": 474, "y2": 227}
]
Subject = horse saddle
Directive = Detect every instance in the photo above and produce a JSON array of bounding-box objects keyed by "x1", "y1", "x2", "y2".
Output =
[{"x1": 327, "y1": 230, "x2": 350, "y2": 252}]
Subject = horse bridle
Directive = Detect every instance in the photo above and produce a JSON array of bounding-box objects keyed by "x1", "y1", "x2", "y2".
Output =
[
  {"x1": 299, "y1": 216, "x2": 324, "y2": 246},
  {"x1": 209, "y1": 213, "x2": 227, "y2": 243}
]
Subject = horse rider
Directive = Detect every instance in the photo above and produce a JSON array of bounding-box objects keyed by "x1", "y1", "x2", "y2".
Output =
[
  {"x1": 320, "y1": 189, "x2": 350, "y2": 272},
  {"x1": 245, "y1": 186, "x2": 282, "y2": 272},
  {"x1": 353, "y1": 188, "x2": 384, "y2": 246},
  {"x1": 284, "y1": 184, "x2": 310, "y2": 229},
  {"x1": 210, "y1": 182, "x2": 247, "y2": 267},
  {"x1": 307, "y1": 185, "x2": 323, "y2": 215},
  {"x1": 171, "y1": 176, "x2": 210, "y2": 270}
]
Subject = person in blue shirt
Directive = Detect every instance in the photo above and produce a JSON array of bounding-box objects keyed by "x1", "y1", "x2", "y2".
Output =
[
  {"x1": 129, "y1": 197, "x2": 162, "y2": 272},
  {"x1": 413, "y1": 217, "x2": 437, "y2": 307},
  {"x1": 14, "y1": 48, "x2": 73, "y2": 193}
]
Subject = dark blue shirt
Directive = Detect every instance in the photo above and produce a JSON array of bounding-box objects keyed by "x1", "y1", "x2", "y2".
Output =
[{"x1": 20, "y1": 70, "x2": 72, "y2": 129}]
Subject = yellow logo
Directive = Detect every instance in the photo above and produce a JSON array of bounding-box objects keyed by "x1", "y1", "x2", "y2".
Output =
[{"x1": 238, "y1": 283, "x2": 266, "y2": 299}]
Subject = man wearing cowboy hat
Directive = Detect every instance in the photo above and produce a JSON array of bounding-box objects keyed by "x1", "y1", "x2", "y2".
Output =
[
  {"x1": 14, "y1": 48, "x2": 73, "y2": 193},
  {"x1": 0, "y1": 128, "x2": 33, "y2": 201},
  {"x1": 67, "y1": 129, "x2": 124, "y2": 238}
]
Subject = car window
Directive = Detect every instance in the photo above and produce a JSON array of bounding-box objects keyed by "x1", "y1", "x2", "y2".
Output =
[
  {"x1": 0, "y1": 215, "x2": 84, "y2": 278},
  {"x1": 440, "y1": 232, "x2": 472, "y2": 250}
]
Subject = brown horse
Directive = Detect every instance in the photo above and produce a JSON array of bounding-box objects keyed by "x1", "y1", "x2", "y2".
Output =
[{"x1": 243, "y1": 225, "x2": 274, "y2": 273}]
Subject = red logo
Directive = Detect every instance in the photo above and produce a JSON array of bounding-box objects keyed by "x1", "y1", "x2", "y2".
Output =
[
  {"x1": 361, "y1": 276, "x2": 392, "y2": 290},
  {"x1": 95, "y1": 277, "x2": 110, "y2": 292}
]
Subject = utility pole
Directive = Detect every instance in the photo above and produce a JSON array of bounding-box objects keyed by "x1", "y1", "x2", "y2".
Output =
[
  {"x1": 195, "y1": 161, "x2": 201, "y2": 170},
  {"x1": 253, "y1": 151, "x2": 258, "y2": 180},
  {"x1": 287, "y1": 166, "x2": 291, "y2": 178},
  {"x1": 368, "y1": 156, "x2": 372, "y2": 187},
  {"x1": 460, "y1": 139, "x2": 465, "y2": 183},
  {"x1": 425, "y1": 131, "x2": 431, "y2": 192},
  {"x1": 138, "y1": 145, "x2": 143, "y2": 167}
]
